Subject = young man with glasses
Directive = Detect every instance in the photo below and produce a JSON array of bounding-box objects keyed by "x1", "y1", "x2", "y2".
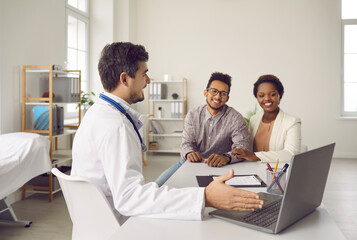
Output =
[{"x1": 156, "y1": 72, "x2": 250, "y2": 186}]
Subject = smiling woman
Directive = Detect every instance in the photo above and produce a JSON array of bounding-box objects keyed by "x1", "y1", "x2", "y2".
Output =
[{"x1": 231, "y1": 75, "x2": 302, "y2": 163}]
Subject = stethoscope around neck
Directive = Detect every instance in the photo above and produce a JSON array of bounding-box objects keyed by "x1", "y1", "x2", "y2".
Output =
[{"x1": 99, "y1": 93, "x2": 147, "y2": 152}]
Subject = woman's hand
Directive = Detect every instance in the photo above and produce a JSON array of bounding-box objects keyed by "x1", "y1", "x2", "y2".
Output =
[{"x1": 231, "y1": 148, "x2": 261, "y2": 161}]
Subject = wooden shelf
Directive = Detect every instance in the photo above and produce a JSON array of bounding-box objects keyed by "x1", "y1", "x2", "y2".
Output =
[
  {"x1": 147, "y1": 78, "x2": 187, "y2": 154},
  {"x1": 21, "y1": 65, "x2": 81, "y2": 202},
  {"x1": 52, "y1": 149, "x2": 73, "y2": 166}
]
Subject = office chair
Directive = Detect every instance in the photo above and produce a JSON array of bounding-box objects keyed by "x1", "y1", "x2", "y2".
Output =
[{"x1": 51, "y1": 168, "x2": 120, "y2": 240}]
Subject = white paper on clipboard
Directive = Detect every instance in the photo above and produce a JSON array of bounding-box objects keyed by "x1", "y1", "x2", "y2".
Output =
[{"x1": 212, "y1": 175, "x2": 261, "y2": 186}]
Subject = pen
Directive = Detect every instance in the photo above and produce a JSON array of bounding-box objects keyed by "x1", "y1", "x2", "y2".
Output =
[
  {"x1": 267, "y1": 163, "x2": 284, "y2": 194},
  {"x1": 271, "y1": 160, "x2": 279, "y2": 184},
  {"x1": 267, "y1": 163, "x2": 289, "y2": 193}
]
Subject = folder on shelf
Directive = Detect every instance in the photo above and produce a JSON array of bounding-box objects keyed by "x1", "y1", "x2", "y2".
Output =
[
  {"x1": 179, "y1": 102, "x2": 183, "y2": 118},
  {"x1": 153, "y1": 83, "x2": 157, "y2": 99},
  {"x1": 53, "y1": 77, "x2": 79, "y2": 102},
  {"x1": 149, "y1": 83, "x2": 153, "y2": 99},
  {"x1": 157, "y1": 83, "x2": 161, "y2": 99},
  {"x1": 57, "y1": 106, "x2": 64, "y2": 134},
  {"x1": 170, "y1": 102, "x2": 174, "y2": 118},
  {"x1": 150, "y1": 120, "x2": 162, "y2": 134},
  {"x1": 162, "y1": 84, "x2": 167, "y2": 99},
  {"x1": 175, "y1": 102, "x2": 179, "y2": 118},
  {"x1": 33, "y1": 106, "x2": 58, "y2": 132}
]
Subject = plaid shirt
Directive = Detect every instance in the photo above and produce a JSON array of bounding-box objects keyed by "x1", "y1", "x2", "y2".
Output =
[{"x1": 181, "y1": 104, "x2": 249, "y2": 164}]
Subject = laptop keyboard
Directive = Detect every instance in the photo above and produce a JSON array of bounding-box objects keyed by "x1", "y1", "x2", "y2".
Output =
[{"x1": 241, "y1": 198, "x2": 282, "y2": 228}]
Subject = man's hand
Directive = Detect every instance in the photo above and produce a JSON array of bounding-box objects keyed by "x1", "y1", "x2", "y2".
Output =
[
  {"x1": 231, "y1": 147, "x2": 260, "y2": 161},
  {"x1": 205, "y1": 154, "x2": 230, "y2": 167},
  {"x1": 187, "y1": 152, "x2": 205, "y2": 162},
  {"x1": 205, "y1": 169, "x2": 264, "y2": 211}
]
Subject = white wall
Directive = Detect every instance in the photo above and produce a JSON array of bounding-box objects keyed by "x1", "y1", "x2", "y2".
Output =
[
  {"x1": 0, "y1": 0, "x2": 116, "y2": 133},
  {"x1": 89, "y1": 0, "x2": 115, "y2": 96},
  {"x1": 0, "y1": 0, "x2": 66, "y2": 134},
  {"x1": 88, "y1": 0, "x2": 139, "y2": 98},
  {"x1": 1, "y1": 0, "x2": 356, "y2": 158},
  {"x1": 89, "y1": 0, "x2": 138, "y2": 96},
  {"x1": 126, "y1": 0, "x2": 356, "y2": 157}
]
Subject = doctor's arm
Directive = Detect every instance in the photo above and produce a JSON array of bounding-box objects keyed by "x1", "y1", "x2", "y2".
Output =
[{"x1": 103, "y1": 124, "x2": 205, "y2": 220}]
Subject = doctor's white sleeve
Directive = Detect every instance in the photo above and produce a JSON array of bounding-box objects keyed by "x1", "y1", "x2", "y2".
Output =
[{"x1": 100, "y1": 122, "x2": 205, "y2": 220}]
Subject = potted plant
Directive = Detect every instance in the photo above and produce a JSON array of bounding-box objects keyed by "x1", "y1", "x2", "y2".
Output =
[
  {"x1": 78, "y1": 91, "x2": 95, "y2": 110},
  {"x1": 244, "y1": 104, "x2": 258, "y2": 128}
]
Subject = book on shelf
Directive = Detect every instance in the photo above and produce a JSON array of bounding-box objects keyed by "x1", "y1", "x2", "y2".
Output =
[
  {"x1": 172, "y1": 130, "x2": 183, "y2": 136},
  {"x1": 57, "y1": 106, "x2": 64, "y2": 134},
  {"x1": 149, "y1": 82, "x2": 167, "y2": 99},
  {"x1": 32, "y1": 105, "x2": 64, "y2": 134},
  {"x1": 150, "y1": 120, "x2": 164, "y2": 134},
  {"x1": 171, "y1": 102, "x2": 183, "y2": 118},
  {"x1": 179, "y1": 102, "x2": 183, "y2": 118},
  {"x1": 53, "y1": 77, "x2": 79, "y2": 102}
]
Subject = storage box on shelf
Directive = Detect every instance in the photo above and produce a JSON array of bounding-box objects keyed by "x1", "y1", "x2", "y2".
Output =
[
  {"x1": 21, "y1": 65, "x2": 81, "y2": 202},
  {"x1": 147, "y1": 78, "x2": 187, "y2": 154}
]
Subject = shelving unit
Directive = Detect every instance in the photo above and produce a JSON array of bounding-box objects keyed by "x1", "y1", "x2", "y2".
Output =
[
  {"x1": 147, "y1": 78, "x2": 187, "y2": 154},
  {"x1": 21, "y1": 65, "x2": 81, "y2": 202}
]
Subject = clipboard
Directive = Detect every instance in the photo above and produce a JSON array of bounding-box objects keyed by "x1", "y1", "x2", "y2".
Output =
[{"x1": 196, "y1": 174, "x2": 266, "y2": 188}]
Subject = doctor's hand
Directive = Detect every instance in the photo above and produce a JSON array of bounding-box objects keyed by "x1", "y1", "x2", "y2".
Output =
[
  {"x1": 231, "y1": 147, "x2": 260, "y2": 162},
  {"x1": 204, "y1": 169, "x2": 264, "y2": 211},
  {"x1": 187, "y1": 152, "x2": 205, "y2": 162},
  {"x1": 204, "y1": 154, "x2": 230, "y2": 167}
]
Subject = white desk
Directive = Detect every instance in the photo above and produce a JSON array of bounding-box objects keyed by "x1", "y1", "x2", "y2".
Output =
[{"x1": 110, "y1": 161, "x2": 345, "y2": 239}]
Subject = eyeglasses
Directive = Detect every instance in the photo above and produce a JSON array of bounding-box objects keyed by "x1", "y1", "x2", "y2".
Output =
[{"x1": 206, "y1": 88, "x2": 229, "y2": 98}]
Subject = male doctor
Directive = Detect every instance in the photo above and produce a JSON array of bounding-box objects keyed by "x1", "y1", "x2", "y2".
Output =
[{"x1": 71, "y1": 42, "x2": 263, "y2": 220}]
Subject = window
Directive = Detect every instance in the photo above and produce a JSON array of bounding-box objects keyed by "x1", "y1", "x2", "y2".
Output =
[
  {"x1": 66, "y1": 0, "x2": 89, "y2": 114},
  {"x1": 68, "y1": 0, "x2": 87, "y2": 13},
  {"x1": 342, "y1": 0, "x2": 357, "y2": 116}
]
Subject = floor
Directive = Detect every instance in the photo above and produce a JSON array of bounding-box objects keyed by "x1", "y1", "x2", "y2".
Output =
[{"x1": 0, "y1": 155, "x2": 356, "y2": 240}]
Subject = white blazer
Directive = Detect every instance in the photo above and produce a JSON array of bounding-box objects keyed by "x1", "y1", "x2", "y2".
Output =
[{"x1": 249, "y1": 109, "x2": 301, "y2": 163}]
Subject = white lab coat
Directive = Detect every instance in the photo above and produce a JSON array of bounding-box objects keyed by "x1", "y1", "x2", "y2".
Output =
[
  {"x1": 249, "y1": 109, "x2": 301, "y2": 163},
  {"x1": 71, "y1": 92, "x2": 204, "y2": 220}
]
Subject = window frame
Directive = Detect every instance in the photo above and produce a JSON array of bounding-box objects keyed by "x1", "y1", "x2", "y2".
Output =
[
  {"x1": 66, "y1": 1, "x2": 89, "y2": 115},
  {"x1": 341, "y1": 19, "x2": 357, "y2": 117}
]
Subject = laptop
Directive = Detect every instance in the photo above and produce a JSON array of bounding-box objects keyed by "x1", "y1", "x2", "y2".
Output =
[{"x1": 209, "y1": 143, "x2": 335, "y2": 234}]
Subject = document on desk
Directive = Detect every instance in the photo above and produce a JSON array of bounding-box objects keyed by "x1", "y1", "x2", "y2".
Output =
[
  {"x1": 213, "y1": 175, "x2": 260, "y2": 186},
  {"x1": 196, "y1": 175, "x2": 266, "y2": 187}
]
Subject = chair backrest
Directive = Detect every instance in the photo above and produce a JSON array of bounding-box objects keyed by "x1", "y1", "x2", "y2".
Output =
[{"x1": 51, "y1": 168, "x2": 120, "y2": 240}]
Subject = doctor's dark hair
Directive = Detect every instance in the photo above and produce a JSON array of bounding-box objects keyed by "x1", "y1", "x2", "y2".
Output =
[
  {"x1": 206, "y1": 72, "x2": 232, "y2": 94},
  {"x1": 253, "y1": 74, "x2": 284, "y2": 99},
  {"x1": 98, "y1": 42, "x2": 149, "y2": 92}
]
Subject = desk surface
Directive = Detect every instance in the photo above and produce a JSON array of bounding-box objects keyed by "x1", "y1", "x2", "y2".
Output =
[{"x1": 110, "y1": 161, "x2": 345, "y2": 240}]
